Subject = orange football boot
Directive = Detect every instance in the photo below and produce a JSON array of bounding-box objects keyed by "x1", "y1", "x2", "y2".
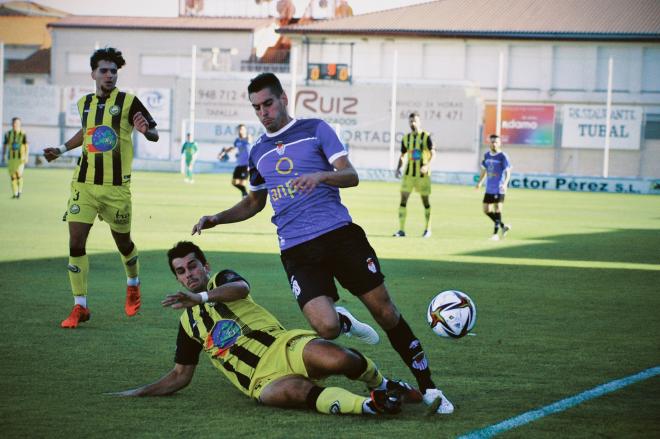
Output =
[
  {"x1": 125, "y1": 284, "x2": 141, "y2": 316},
  {"x1": 61, "y1": 304, "x2": 91, "y2": 328}
]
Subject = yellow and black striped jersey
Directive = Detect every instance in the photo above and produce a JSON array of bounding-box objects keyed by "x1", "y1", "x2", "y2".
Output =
[
  {"x1": 401, "y1": 130, "x2": 433, "y2": 177},
  {"x1": 3, "y1": 130, "x2": 28, "y2": 161},
  {"x1": 73, "y1": 87, "x2": 156, "y2": 186},
  {"x1": 175, "y1": 270, "x2": 286, "y2": 397}
]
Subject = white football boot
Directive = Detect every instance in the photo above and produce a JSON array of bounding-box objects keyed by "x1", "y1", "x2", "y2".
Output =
[
  {"x1": 423, "y1": 388, "x2": 454, "y2": 414},
  {"x1": 336, "y1": 306, "x2": 380, "y2": 344}
]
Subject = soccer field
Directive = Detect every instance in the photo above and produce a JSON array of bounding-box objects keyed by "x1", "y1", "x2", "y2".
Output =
[{"x1": 1, "y1": 168, "x2": 659, "y2": 438}]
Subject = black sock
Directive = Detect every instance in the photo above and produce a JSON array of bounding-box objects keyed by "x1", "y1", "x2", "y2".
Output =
[
  {"x1": 486, "y1": 212, "x2": 498, "y2": 231},
  {"x1": 385, "y1": 316, "x2": 435, "y2": 393},
  {"x1": 494, "y1": 212, "x2": 502, "y2": 228}
]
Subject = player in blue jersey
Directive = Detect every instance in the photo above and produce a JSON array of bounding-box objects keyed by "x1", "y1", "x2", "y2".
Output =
[
  {"x1": 476, "y1": 134, "x2": 512, "y2": 240},
  {"x1": 192, "y1": 73, "x2": 454, "y2": 415},
  {"x1": 218, "y1": 124, "x2": 251, "y2": 198}
]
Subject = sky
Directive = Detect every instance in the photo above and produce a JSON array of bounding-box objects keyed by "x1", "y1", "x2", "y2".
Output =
[{"x1": 5, "y1": 0, "x2": 432, "y2": 17}]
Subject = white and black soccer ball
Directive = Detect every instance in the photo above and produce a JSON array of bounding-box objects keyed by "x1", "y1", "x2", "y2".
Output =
[{"x1": 427, "y1": 290, "x2": 476, "y2": 338}]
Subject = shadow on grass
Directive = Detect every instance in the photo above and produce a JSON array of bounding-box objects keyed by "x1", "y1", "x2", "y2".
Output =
[
  {"x1": 464, "y1": 228, "x2": 660, "y2": 265},
  {"x1": 2, "y1": 250, "x2": 660, "y2": 437}
]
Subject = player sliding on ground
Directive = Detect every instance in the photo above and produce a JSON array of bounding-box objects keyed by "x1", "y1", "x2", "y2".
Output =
[
  {"x1": 192, "y1": 73, "x2": 454, "y2": 414},
  {"x1": 109, "y1": 241, "x2": 416, "y2": 416}
]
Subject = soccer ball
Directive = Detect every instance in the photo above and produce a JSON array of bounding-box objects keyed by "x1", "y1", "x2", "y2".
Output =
[{"x1": 427, "y1": 290, "x2": 476, "y2": 338}]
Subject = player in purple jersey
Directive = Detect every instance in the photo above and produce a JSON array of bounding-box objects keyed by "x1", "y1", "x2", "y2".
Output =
[
  {"x1": 218, "y1": 124, "x2": 251, "y2": 198},
  {"x1": 192, "y1": 73, "x2": 454, "y2": 415},
  {"x1": 476, "y1": 134, "x2": 512, "y2": 240}
]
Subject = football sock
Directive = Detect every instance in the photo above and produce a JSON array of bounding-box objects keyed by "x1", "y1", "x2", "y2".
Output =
[
  {"x1": 486, "y1": 212, "x2": 497, "y2": 224},
  {"x1": 127, "y1": 276, "x2": 140, "y2": 287},
  {"x1": 68, "y1": 254, "x2": 89, "y2": 298},
  {"x1": 494, "y1": 212, "x2": 503, "y2": 228},
  {"x1": 235, "y1": 184, "x2": 247, "y2": 196},
  {"x1": 307, "y1": 386, "x2": 366, "y2": 415},
  {"x1": 424, "y1": 207, "x2": 431, "y2": 230},
  {"x1": 120, "y1": 244, "x2": 139, "y2": 279},
  {"x1": 17, "y1": 176, "x2": 23, "y2": 193},
  {"x1": 385, "y1": 316, "x2": 435, "y2": 393},
  {"x1": 345, "y1": 348, "x2": 384, "y2": 389},
  {"x1": 398, "y1": 205, "x2": 407, "y2": 231},
  {"x1": 74, "y1": 295, "x2": 87, "y2": 308},
  {"x1": 186, "y1": 167, "x2": 193, "y2": 180},
  {"x1": 11, "y1": 178, "x2": 18, "y2": 196}
]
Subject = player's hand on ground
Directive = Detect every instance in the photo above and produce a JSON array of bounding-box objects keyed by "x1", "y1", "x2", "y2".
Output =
[
  {"x1": 192, "y1": 214, "x2": 218, "y2": 235},
  {"x1": 162, "y1": 291, "x2": 202, "y2": 309},
  {"x1": 43, "y1": 147, "x2": 61, "y2": 162},
  {"x1": 132, "y1": 112, "x2": 149, "y2": 134},
  {"x1": 291, "y1": 172, "x2": 322, "y2": 193}
]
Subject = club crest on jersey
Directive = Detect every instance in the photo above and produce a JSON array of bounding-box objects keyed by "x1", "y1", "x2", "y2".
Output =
[
  {"x1": 206, "y1": 319, "x2": 241, "y2": 358},
  {"x1": 366, "y1": 257, "x2": 377, "y2": 274},
  {"x1": 276, "y1": 141, "x2": 286, "y2": 155},
  {"x1": 86, "y1": 125, "x2": 118, "y2": 153},
  {"x1": 109, "y1": 105, "x2": 120, "y2": 116}
]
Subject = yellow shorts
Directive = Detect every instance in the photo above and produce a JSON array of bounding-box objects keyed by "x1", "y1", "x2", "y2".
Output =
[
  {"x1": 401, "y1": 173, "x2": 432, "y2": 195},
  {"x1": 66, "y1": 181, "x2": 132, "y2": 233},
  {"x1": 250, "y1": 329, "x2": 318, "y2": 400},
  {"x1": 7, "y1": 160, "x2": 25, "y2": 177}
]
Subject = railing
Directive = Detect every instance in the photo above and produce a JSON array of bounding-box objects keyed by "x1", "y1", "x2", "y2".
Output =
[{"x1": 240, "y1": 61, "x2": 290, "y2": 73}]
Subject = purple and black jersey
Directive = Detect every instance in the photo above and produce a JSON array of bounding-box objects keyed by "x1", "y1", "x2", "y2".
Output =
[
  {"x1": 248, "y1": 118, "x2": 352, "y2": 250},
  {"x1": 234, "y1": 137, "x2": 250, "y2": 167},
  {"x1": 481, "y1": 151, "x2": 512, "y2": 194}
]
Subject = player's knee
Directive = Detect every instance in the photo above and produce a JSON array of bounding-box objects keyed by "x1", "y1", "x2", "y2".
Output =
[{"x1": 313, "y1": 321, "x2": 342, "y2": 340}]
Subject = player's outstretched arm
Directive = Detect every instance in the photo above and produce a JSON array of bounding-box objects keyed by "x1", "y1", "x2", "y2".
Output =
[
  {"x1": 192, "y1": 190, "x2": 267, "y2": 235},
  {"x1": 162, "y1": 282, "x2": 249, "y2": 309},
  {"x1": 43, "y1": 129, "x2": 83, "y2": 162},
  {"x1": 107, "y1": 363, "x2": 196, "y2": 397}
]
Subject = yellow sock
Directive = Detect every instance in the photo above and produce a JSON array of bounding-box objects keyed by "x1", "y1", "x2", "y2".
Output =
[
  {"x1": 68, "y1": 255, "x2": 89, "y2": 297},
  {"x1": 11, "y1": 178, "x2": 18, "y2": 196},
  {"x1": 315, "y1": 387, "x2": 367, "y2": 415},
  {"x1": 424, "y1": 207, "x2": 431, "y2": 230},
  {"x1": 17, "y1": 176, "x2": 23, "y2": 193},
  {"x1": 354, "y1": 354, "x2": 384, "y2": 389},
  {"x1": 120, "y1": 245, "x2": 139, "y2": 279},
  {"x1": 398, "y1": 206, "x2": 407, "y2": 231}
]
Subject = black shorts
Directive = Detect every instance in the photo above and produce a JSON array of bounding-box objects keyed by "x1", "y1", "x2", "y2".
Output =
[
  {"x1": 280, "y1": 223, "x2": 385, "y2": 309},
  {"x1": 232, "y1": 165, "x2": 248, "y2": 180},
  {"x1": 483, "y1": 193, "x2": 505, "y2": 204}
]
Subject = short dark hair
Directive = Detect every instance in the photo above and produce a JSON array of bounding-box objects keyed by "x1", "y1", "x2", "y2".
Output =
[
  {"x1": 90, "y1": 47, "x2": 126, "y2": 71},
  {"x1": 11, "y1": 117, "x2": 20, "y2": 123},
  {"x1": 489, "y1": 134, "x2": 500, "y2": 140},
  {"x1": 409, "y1": 112, "x2": 420, "y2": 119},
  {"x1": 248, "y1": 73, "x2": 284, "y2": 97},
  {"x1": 237, "y1": 124, "x2": 246, "y2": 130},
  {"x1": 167, "y1": 241, "x2": 208, "y2": 275}
]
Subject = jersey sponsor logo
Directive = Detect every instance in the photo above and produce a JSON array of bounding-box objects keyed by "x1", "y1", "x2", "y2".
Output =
[
  {"x1": 329, "y1": 401, "x2": 341, "y2": 415},
  {"x1": 366, "y1": 257, "x2": 377, "y2": 274},
  {"x1": 411, "y1": 149, "x2": 422, "y2": 161},
  {"x1": 86, "y1": 125, "x2": 118, "y2": 153},
  {"x1": 205, "y1": 319, "x2": 241, "y2": 358},
  {"x1": 69, "y1": 204, "x2": 80, "y2": 214},
  {"x1": 275, "y1": 157, "x2": 293, "y2": 175},
  {"x1": 11, "y1": 142, "x2": 20, "y2": 151},
  {"x1": 276, "y1": 141, "x2": 285, "y2": 155},
  {"x1": 290, "y1": 276, "x2": 301, "y2": 299},
  {"x1": 67, "y1": 264, "x2": 81, "y2": 273},
  {"x1": 109, "y1": 105, "x2": 120, "y2": 116}
]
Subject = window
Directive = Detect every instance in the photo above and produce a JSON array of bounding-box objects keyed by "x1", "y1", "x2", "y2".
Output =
[
  {"x1": 508, "y1": 46, "x2": 541, "y2": 89},
  {"x1": 466, "y1": 45, "x2": 499, "y2": 88},
  {"x1": 552, "y1": 46, "x2": 590, "y2": 90},
  {"x1": 596, "y1": 47, "x2": 630, "y2": 91},
  {"x1": 642, "y1": 48, "x2": 660, "y2": 92}
]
